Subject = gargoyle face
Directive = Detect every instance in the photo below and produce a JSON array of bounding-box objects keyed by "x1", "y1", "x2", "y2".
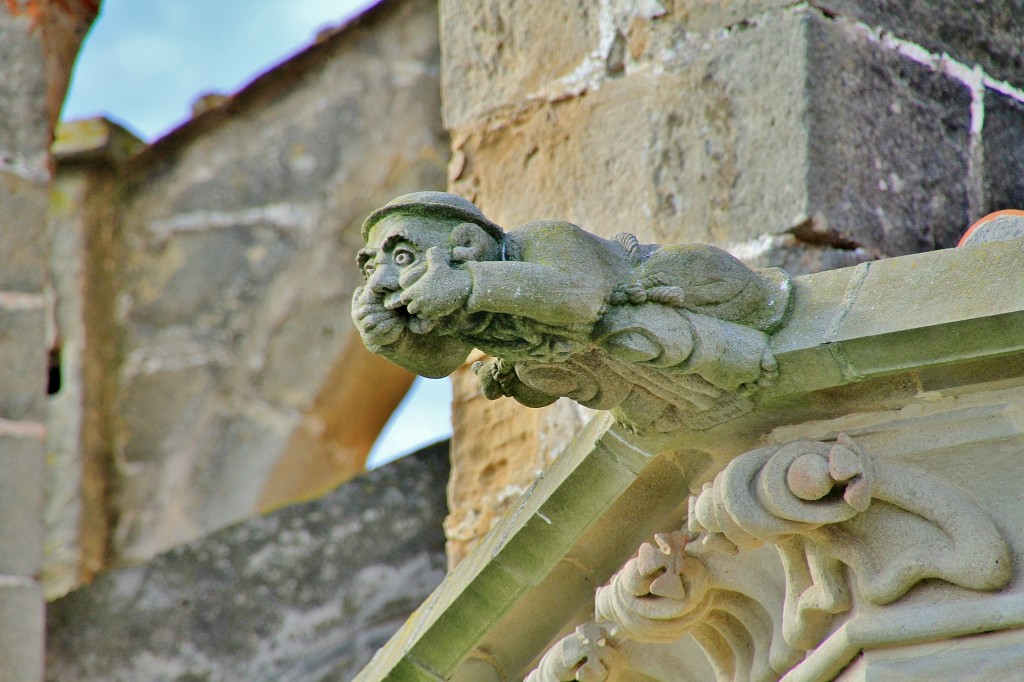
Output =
[{"x1": 357, "y1": 214, "x2": 453, "y2": 307}]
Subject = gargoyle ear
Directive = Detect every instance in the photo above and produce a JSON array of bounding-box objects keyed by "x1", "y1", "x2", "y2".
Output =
[{"x1": 450, "y1": 222, "x2": 498, "y2": 262}]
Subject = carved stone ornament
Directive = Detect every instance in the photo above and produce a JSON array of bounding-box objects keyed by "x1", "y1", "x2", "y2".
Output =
[
  {"x1": 352, "y1": 192, "x2": 792, "y2": 431},
  {"x1": 526, "y1": 435, "x2": 1012, "y2": 682}
]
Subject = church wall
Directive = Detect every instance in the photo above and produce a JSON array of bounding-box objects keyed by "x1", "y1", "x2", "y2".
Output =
[
  {"x1": 0, "y1": 1, "x2": 98, "y2": 678},
  {"x1": 44, "y1": 0, "x2": 449, "y2": 577}
]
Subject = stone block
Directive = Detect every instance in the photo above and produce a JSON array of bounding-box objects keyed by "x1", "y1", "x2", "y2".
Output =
[
  {"x1": 46, "y1": 442, "x2": 450, "y2": 682},
  {"x1": 0, "y1": 16, "x2": 49, "y2": 179},
  {"x1": 0, "y1": 171, "x2": 48, "y2": 292},
  {"x1": 668, "y1": 0, "x2": 795, "y2": 32},
  {"x1": 0, "y1": 436, "x2": 45, "y2": 577},
  {"x1": 806, "y1": 13, "x2": 973, "y2": 255},
  {"x1": 0, "y1": 306, "x2": 46, "y2": 422},
  {"x1": 0, "y1": 577, "x2": 44, "y2": 682},
  {"x1": 813, "y1": 0, "x2": 1024, "y2": 89},
  {"x1": 440, "y1": 0, "x2": 601, "y2": 130},
  {"x1": 451, "y1": 10, "x2": 813, "y2": 247},
  {"x1": 739, "y1": 234, "x2": 876, "y2": 276},
  {"x1": 982, "y1": 89, "x2": 1024, "y2": 215},
  {"x1": 452, "y1": 9, "x2": 972, "y2": 258},
  {"x1": 833, "y1": 240, "x2": 1024, "y2": 344}
]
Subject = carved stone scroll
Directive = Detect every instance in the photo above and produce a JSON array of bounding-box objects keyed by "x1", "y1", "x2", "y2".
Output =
[
  {"x1": 352, "y1": 192, "x2": 792, "y2": 432},
  {"x1": 525, "y1": 435, "x2": 1013, "y2": 682},
  {"x1": 594, "y1": 532, "x2": 799, "y2": 682},
  {"x1": 688, "y1": 433, "x2": 1012, "y2": 642}
]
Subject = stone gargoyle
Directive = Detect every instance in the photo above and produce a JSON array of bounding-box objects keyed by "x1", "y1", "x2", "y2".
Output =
[{"x1": 352, "y1": 192, "x2": 792, "y2": 432}]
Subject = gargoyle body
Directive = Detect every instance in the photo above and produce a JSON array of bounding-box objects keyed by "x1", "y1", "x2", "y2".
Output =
[{"x1": 352, "y1": 192, "x2": 791, "y2": 431}]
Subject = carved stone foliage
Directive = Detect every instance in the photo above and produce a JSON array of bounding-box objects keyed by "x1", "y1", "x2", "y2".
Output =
[
  {"x1": 352, "y1": 192, "x2": 792, "y2": 432},
  {"x1": 526, "y1": 435, "x2": 1013, "y2": 682},
  {"x1": 524, "y1": 622, "x2": 632, "y2": 682}
]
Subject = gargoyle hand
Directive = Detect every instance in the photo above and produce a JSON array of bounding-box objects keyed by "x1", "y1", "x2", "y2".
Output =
[
  {"x1": 398, "y1": 247, "x2": 471, "y2": 320},
  {"x1": 352, "y1": 285, "x2": 406, "y2": 347}
]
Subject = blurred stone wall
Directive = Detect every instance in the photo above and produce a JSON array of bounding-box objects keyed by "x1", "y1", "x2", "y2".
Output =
[
  {"x1": 46, "y1": 441, "x2": 450, "y2": 682},
  {"x1": 43, "y1": 0, "x2": 449, "y2": 593},
  {"x1": 0, "y1": 2, "x2": 98, "y2": 679},
  {"x1": 438, "y1": 0, "x2": 1024, "y2": 564},
  {"x1": 46, "y1": 118, "x2": 144, "y2": 597}
]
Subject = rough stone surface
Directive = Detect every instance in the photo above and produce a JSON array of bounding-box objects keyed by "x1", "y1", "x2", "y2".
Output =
[
  {"x1": 806, "y1": 14, "x2": 973, "y2": 255},
  {"x1": 46, "y1": 149, "x2": 136, "y2": 599},
  {"x1": 0, "y1": 4, "x2": 97, "y2": 680},
  {"x1": 668, "y1": 0, "x2": 797, "y2": 32},
  {"x1": 0, "y1": 577, "x2": 44, "y2": 682},
  {"x1": 449, "y1": 11, "x2": 814, "y2": 247},
  {"x1": 0, "y1": 15, "x2": 49, "y2": 179},
  {"x1": 0, "y1": 435, "x2": 45, "y2": 577},
  {"x1": 813, "y1": 0, "x2": 1024, "y2": 89},
  {"x1": 0, "y1": 171, "x2": 48, "y2": 292},
  {"x1": 257, "y1": 340, "x2": 416, "y2": 512},
  {"x1": 439, "y1": 0, "x2": 600, "y2": 130},
  {"x1": 46, "y1": 442, "x2": 450, "y2": 682},
  {"x1": 106, "y1": 0, "x2": 446, "y2": 563},
  {"x1": 982, "y1": 90, "x2": 1024, "y2": 216},
  {"x1": 448, "y1": 8, "x2": 972, "y2": 256},
  {"x1": 0, "y1": 306, "x2": 47, "y2": 422}
]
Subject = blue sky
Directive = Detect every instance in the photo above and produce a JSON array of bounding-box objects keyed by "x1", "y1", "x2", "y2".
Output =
[
  {"x1": 64, "y1": 0, "x2": 379, "y2": 140},
  {"x1": 62, "y1": 0, "x2": 452, "y2": 467}
]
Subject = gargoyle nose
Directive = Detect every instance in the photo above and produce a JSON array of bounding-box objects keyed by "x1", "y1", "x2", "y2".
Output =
[{"x1": 367, "y1": 263, "x2": 399, "y2": 294}]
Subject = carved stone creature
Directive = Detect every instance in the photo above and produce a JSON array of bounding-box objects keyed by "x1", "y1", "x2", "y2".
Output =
[{"x1": 352, "y1": 192, "x2": 792, "y2": 431}]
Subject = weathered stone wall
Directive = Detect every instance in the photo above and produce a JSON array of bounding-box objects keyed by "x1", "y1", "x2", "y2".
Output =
[
  {"x1": 45, "y1": 119, "x2": 144, "y2": 598},
  {"x1": 439, "y1": 0, "x2": 1024, "y2": 562},
  {"x1": 46, "y1": 441, "x2": 450, "y2": 682},
  {"x1": 0, "y1": 2, "x2": 97, "y2": 679},
  {"x1": 44, "y1": 0, "x2": 449, "y2": 572}
]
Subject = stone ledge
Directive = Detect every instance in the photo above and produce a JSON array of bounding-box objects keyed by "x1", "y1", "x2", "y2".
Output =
[
  {"x1": 51, "y1": 118, "x2": 144, "y2": 167},
  {"x1": 770, "y1": 237, "x2": 1024, "y2": 396}
]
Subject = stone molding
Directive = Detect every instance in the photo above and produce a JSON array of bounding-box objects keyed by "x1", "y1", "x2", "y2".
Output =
[{"x1": 526, "y1": 435, "x2": 1014, "y2": 682}]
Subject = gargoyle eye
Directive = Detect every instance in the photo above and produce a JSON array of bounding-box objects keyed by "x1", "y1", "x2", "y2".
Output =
[
  {"x1": 393, "y1": 249, "x2": 415, "y2": 267},
  {"x1": 362, "y1": 263, "x2": 375, "y2": 278}
]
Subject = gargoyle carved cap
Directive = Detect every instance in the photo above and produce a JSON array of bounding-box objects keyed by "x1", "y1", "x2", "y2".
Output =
[{"x1": 361, "y1": 191, "x2": 505, "y2": 241}]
